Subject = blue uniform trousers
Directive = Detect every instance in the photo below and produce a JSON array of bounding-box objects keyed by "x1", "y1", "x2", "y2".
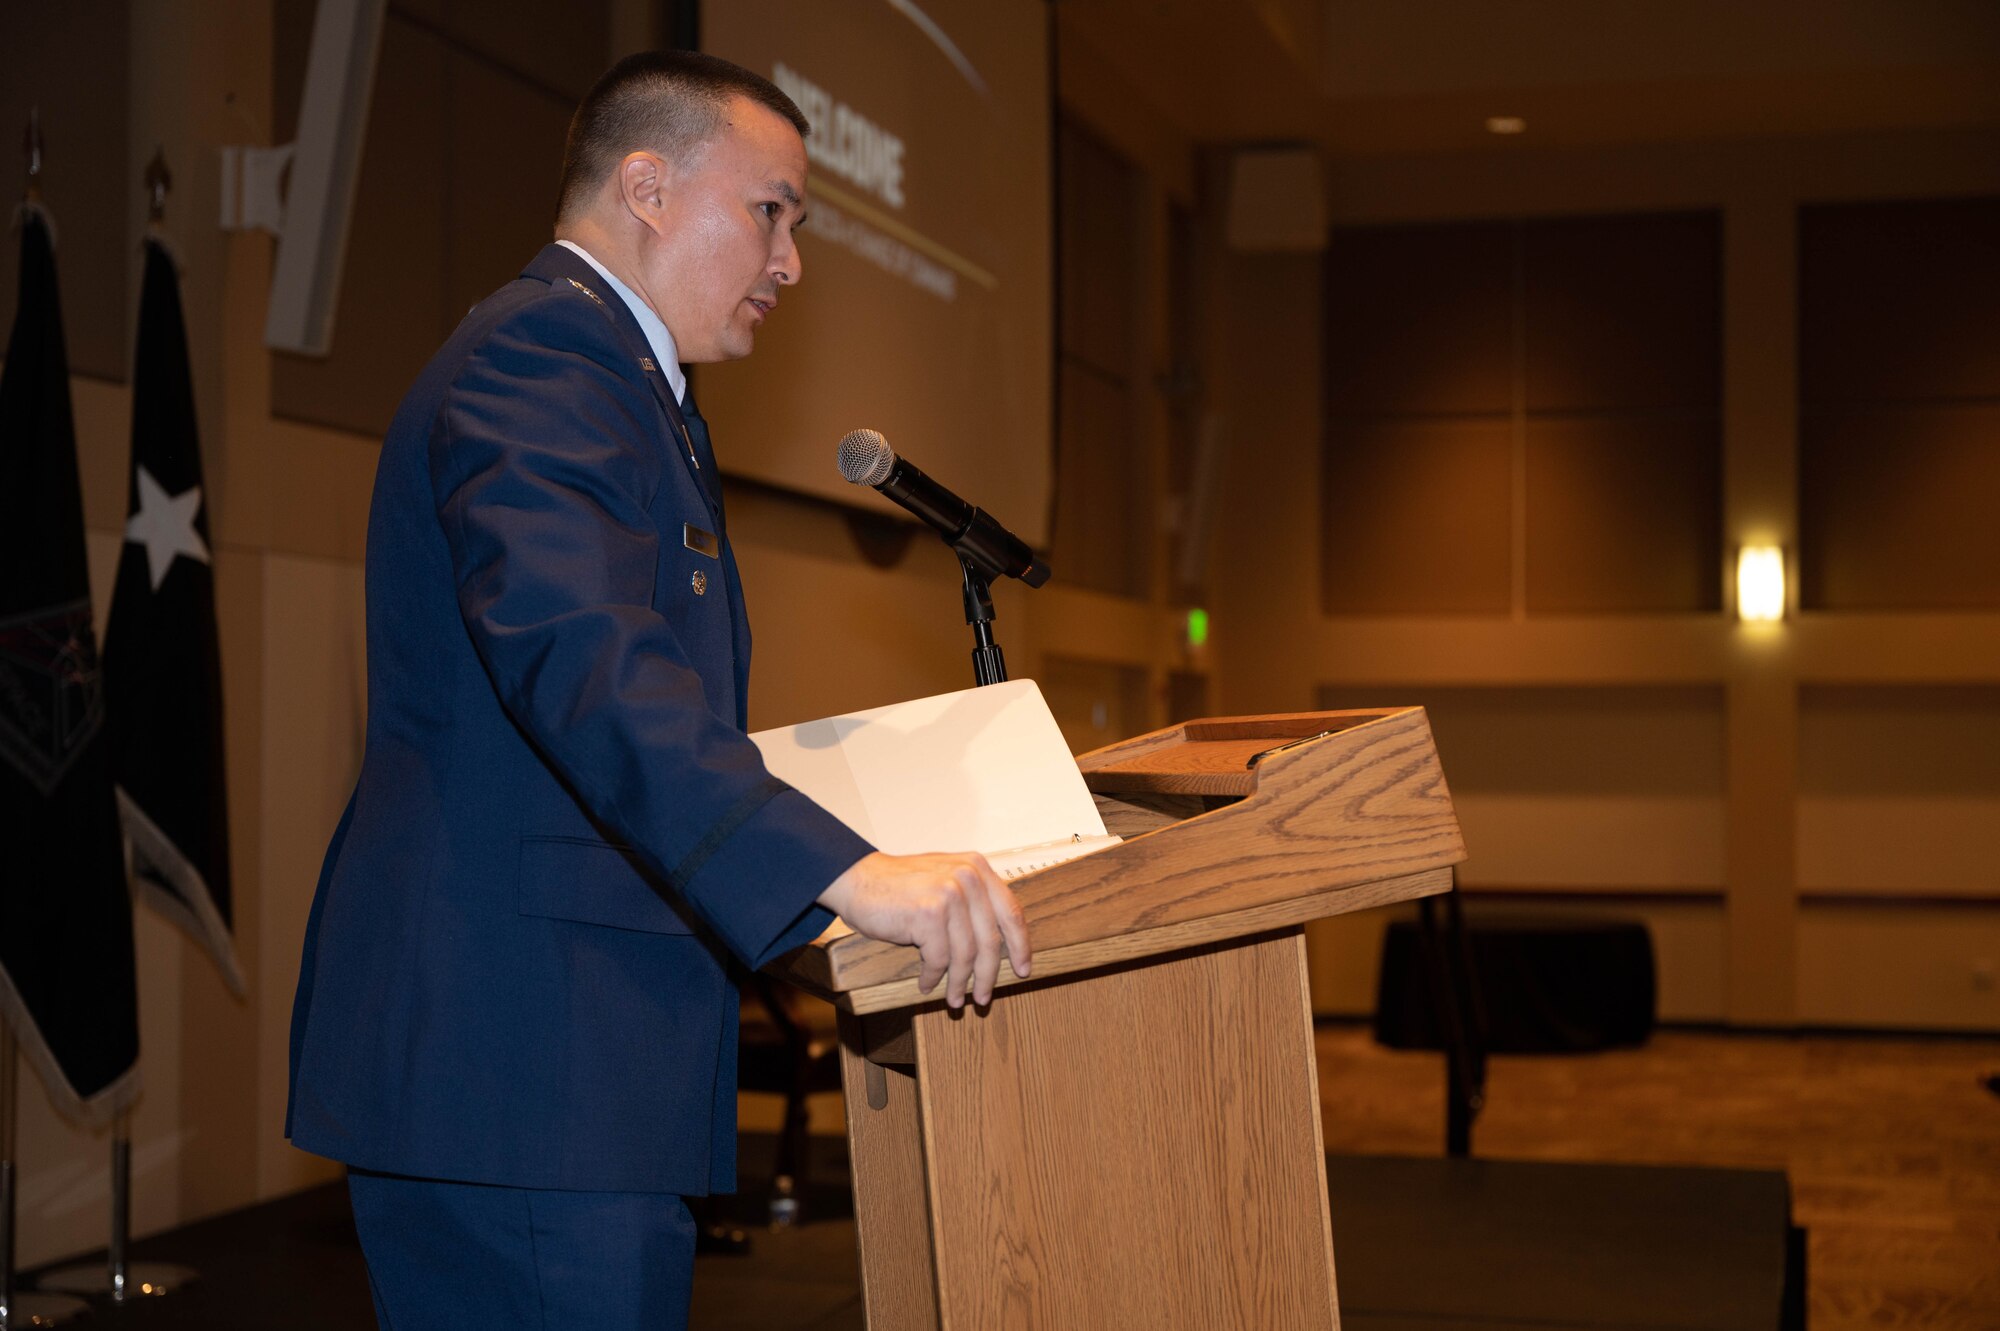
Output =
[{"x1": 347, "y1": 1169, "x2": 697, "y2": 1330}]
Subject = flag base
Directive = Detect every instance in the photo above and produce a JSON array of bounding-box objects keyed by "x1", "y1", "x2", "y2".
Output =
[
  {"x1": 34, "y1": 1260, "x2": 195, "y2": 1303},
  {"x1": 2, "y1": 1289, "x2": 91, "y2": 1327}
]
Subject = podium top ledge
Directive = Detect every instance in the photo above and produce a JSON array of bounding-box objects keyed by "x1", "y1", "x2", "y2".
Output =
[
  {"x1": 1076, "y1": 706, "x2": 1422, "y2": 798},
  {"x1": 776, "y1": 706, "x2": 1464, "y2": 1012}
]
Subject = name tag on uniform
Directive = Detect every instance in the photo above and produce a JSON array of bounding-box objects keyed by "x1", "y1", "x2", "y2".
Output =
[{"x1": 683, "y1": 524, "x2": 719, "y2": 558}]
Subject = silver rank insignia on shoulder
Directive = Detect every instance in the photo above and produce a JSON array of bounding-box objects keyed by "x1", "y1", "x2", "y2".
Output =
[
  {"x1": 565, "y1": 277, "x2": 605, "y2": 306},
  {"x1": 691, "y1": 569, "x2": 708, "y2": 596}
]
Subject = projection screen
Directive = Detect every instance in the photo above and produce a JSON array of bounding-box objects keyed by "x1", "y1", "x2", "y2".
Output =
[{"x1": 699, "y1": 0, "x2": 1054, "y2": 546}]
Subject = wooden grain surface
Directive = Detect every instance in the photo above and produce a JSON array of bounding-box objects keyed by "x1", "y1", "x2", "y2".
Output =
[
  {"x1": 784, "y1": 707, "x2": 1464, "y2": 1005},
  {"x1": 837, "y1": 1011, "x2": 941, "y2": 1331},
  {"x1": 912, "y1": 931, "x2": 1338, "y2": 1330},
  {"x1": 834, "y1": 867, "x2": 1450, "y2": 1016},
  {"x1": 1075, "y1": 709, "x2": 1401, "y2": 798},
  {"x1": 1072, "y1": 709, "x2": 1397, "y2": 777}
]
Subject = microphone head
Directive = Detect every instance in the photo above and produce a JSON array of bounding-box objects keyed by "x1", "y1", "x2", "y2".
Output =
[{"x1": 836, "y1": 428, "x2": 895, "y2": 486}]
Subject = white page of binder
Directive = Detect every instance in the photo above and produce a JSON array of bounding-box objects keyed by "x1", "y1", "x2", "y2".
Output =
[{"x1": 751, "y1": 679, "x2": 1115, "y2": 874}]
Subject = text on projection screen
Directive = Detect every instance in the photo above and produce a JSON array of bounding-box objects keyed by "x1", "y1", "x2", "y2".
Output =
[{"x1": 699, "y1": 0, "x2": 1053, "y2": 547}]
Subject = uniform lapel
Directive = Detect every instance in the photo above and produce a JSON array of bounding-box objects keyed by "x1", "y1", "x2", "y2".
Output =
[
  {"x1": 520, "y1": 245, "x2": 719, "y2": 527},
  {"x1": 521, "y1": 246, "x2": 749, "y2": 725}
]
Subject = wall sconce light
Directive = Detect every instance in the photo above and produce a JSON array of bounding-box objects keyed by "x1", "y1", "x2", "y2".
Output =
[{"x1": 1737, "y1": 546, "x2": 1786, "y2": 622}]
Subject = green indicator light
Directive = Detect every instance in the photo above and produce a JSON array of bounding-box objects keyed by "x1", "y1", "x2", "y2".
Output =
[{"x1": 1186, "y1": 607, "x2": 1209, "y2": 648}]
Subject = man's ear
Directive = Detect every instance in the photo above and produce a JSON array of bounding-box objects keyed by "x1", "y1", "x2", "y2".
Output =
[{"x1": 618, "y1": 151, "x2": 669, "y2": 234}]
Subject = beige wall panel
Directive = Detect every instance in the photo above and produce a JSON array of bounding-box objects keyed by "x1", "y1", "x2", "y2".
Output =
[
  {"x1": 1325, "y1": 220, "x2": 1513, "y2": 417},
  {"x1": 1305, "y1": 618, "x2": 1730, "y2": 686},
  {"x1": 1053, "y1": 361, "x2": 1146, "y2": 598},
  {"x1": 266, "y1": 418, "x2": 381, "y2": 563},
  {"x1": 606, "y1": 0, "x2": 663, "y2": 65},
  {"x1": 1319, "y1": 2, "x2": 2000, "y2": 100},
  {"x1": 216, "y1": 231, "x2": 277, "y2": 554},
  {"x1": 1798, "y1": 684, "x2": 2000, "y2": 896},
  {"x1": 732, "y1": 536, "x2": 984, "y2": 728},
  {"x1": 1039, "y1": 655, "x2": 1149, "y2": 753},
  {"x1": 434, "y1": 0, "x2": 606, "y2": 102},
  {"x1": 713, "y1": 483, "x2": 1149, "y2": 729},
  {"x1": 1322, "y1": 416, "x2": 1514, "y2": 615},
  {"x1": 1799, "y1": 684, "x2": 2000, "y2": 794},
  {"x1": 1522, "y1": 212, "x2": 1720, "y2": 413},
  {"x1": 1211, "y1": 243, "x2": 1323, "y2": 717},
  {"x1": 1325, "y1": 128, "x2": 2000, "y2": 227},
  {"x1": 1165, "y1": 668, "x2": 1210, "y2": 724},
  {"x1": 1305, "y1": 899, "x2": 1729, "y2": 1023},
  {"x1": 1022, "y1": 584, "x2": 1165, "y2": 670},
  {"x1": 256, "y1": 553, "x2": 367, "y2": 1198},
  {"x1": 176, "y1": 545, "x2": 264, "y2": 1221},
  {"x1": 1453, "y1": 794, "x2": 1726, "y2": 891},
  {"x1": 1791, "y1": 614, "x2": 2000, "y2": 681},
  {"x1": 73, "y1": 377, "x2": 134, "y2": 536},
  {"x1": 1524, "y1": 415, "x2": 1722, "y2": 613},
  {"x1": 1798, "y1": 903, "x2": 2000, "y2": 1030},
  {"x1": 1799, "y1": 195, "x2": 2000, "y2": 404},
  {"x1": 0, "y1": 1, "x2": 131, "y2": 381},
  {"x1": 445, "y1": 54, "x2": 572, "y2": 321},
  {"x1": 1799, "y1": 403, "x2": 2000, "y2": 611},
  {"x1": 271, "y1": 15, "x2": 451, "y2": 437},
  {"x1": 85, "y1": 530, "x2": 121, "y2": 636},
  {"x1": 1058, "y1": 121, "x2": 1138, "y2": 377},
  {"x1": 1053, "y1": 32, "x2": 1196, "y2": 202},
  {"x1": 1720, "y1": 194, "x2": 1796, "y2": 563},
  {"x1": 1321, "y1": 683, "x2": 1727, "y2": 794},
  {"x1": 1798, "y1": 797, "x2": 2000, "y2": 896}
]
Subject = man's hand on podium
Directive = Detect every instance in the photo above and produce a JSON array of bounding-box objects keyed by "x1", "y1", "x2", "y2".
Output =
[{"x1": 819, "y1": 851, "x2": 1033, "y2": 1009}]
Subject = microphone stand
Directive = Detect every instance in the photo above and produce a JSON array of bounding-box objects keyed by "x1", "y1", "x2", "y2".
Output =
[{"x1": 960, "y1": 558, "x2": 1007, "y2": 687}]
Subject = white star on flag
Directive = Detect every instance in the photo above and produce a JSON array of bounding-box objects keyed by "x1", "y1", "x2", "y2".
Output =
[{"x1": 125, "y1": 464, "x2": 211, "y2": 592}]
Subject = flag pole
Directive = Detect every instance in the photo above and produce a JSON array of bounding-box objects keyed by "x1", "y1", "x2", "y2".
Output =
[
  {"x1": 30, "y1": 1113, "x2": 197, "y2": 1307},
  {"x1": 26, "y1": 139, "x2": 197, "y2": 1313},
  {"x1": 5, "y1": 112, "x2": 90, "y2": 1331},
  {"x1": 0, "y1": 1023, "x2": 90, "y2": 1329}
]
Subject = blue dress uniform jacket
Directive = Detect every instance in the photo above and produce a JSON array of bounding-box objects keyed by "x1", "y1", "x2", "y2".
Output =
[{"x1": 286, "y1": 244, "x2": 871, "y2": 1196}]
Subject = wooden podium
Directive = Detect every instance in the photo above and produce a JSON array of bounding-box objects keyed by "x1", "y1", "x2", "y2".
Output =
[{"x1": 777, "y1": 707, "x2": 1466, "y2": 1329}]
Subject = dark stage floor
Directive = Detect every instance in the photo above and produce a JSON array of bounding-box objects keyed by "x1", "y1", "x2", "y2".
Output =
[{"x1": 24, "y1": 1136, "x2": 1800, "y2": 1330}]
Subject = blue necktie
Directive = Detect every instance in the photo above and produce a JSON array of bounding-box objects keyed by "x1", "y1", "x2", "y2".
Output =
[{"x1": 677, "y1": 385, "x2": 723, "y2": 511}]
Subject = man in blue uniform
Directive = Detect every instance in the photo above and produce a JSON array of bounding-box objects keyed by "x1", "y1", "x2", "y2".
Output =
[{"x1": 287, "y1": 52, "x2": 1031, "y2": 1330}]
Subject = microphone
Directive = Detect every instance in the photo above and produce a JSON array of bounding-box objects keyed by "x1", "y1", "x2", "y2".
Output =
[{"x1": 836, "y1": 429, "x2": 1052, "y2": 588}]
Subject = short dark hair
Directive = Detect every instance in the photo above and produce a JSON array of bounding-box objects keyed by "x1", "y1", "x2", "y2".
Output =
[{"x1": 556, "y1": 51, "x2": 809, "y2": 224}]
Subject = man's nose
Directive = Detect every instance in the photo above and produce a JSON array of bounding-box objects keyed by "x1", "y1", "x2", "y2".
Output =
[{"x1": 774, "y1": 231, "x2": 801, "y2": 286}]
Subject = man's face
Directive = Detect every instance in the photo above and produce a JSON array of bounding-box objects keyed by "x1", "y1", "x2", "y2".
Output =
[{"x1": 643, "y1": 97, "x2": 808, "y2": 363}]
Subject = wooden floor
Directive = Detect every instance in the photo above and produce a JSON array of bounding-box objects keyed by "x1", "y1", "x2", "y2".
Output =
[{"x1": 1314, "y1": 1024, "x2": 2000, "y2": 1331}]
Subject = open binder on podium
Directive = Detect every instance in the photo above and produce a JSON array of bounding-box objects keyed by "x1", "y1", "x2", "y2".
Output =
[
  {"x1": 763, "y1": 688, "x2": 1466, "y2": 1330},
  {"x1": 751, "y1": 680, "x2": 1123, "y2": 886}
]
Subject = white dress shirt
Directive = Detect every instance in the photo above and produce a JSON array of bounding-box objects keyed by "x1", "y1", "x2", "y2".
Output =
[{"x1": 555, "y1": 239, "x2": 689, "y2": 407}]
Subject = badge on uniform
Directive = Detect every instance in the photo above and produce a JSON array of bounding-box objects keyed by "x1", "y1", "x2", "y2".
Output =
[
  {"x1": 691, "y1": 570, "x2": 708, "y2": 596},
  {"x1": 683, "y1": 524, "x2": 719, "y2": 558}
]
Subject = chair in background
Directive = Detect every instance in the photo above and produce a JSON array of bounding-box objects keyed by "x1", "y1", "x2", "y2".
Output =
[{"x1": 737, "y1": 973, "x2": 844, "y2": 1226}]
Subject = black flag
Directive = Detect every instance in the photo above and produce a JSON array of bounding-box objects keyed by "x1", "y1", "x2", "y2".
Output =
[
  {"x1": 103, "y1": 239, "x2": 243, "y2": 993},
  {"x1": 0, "y1": 208, "x2": 141, "y2": 1123}
]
